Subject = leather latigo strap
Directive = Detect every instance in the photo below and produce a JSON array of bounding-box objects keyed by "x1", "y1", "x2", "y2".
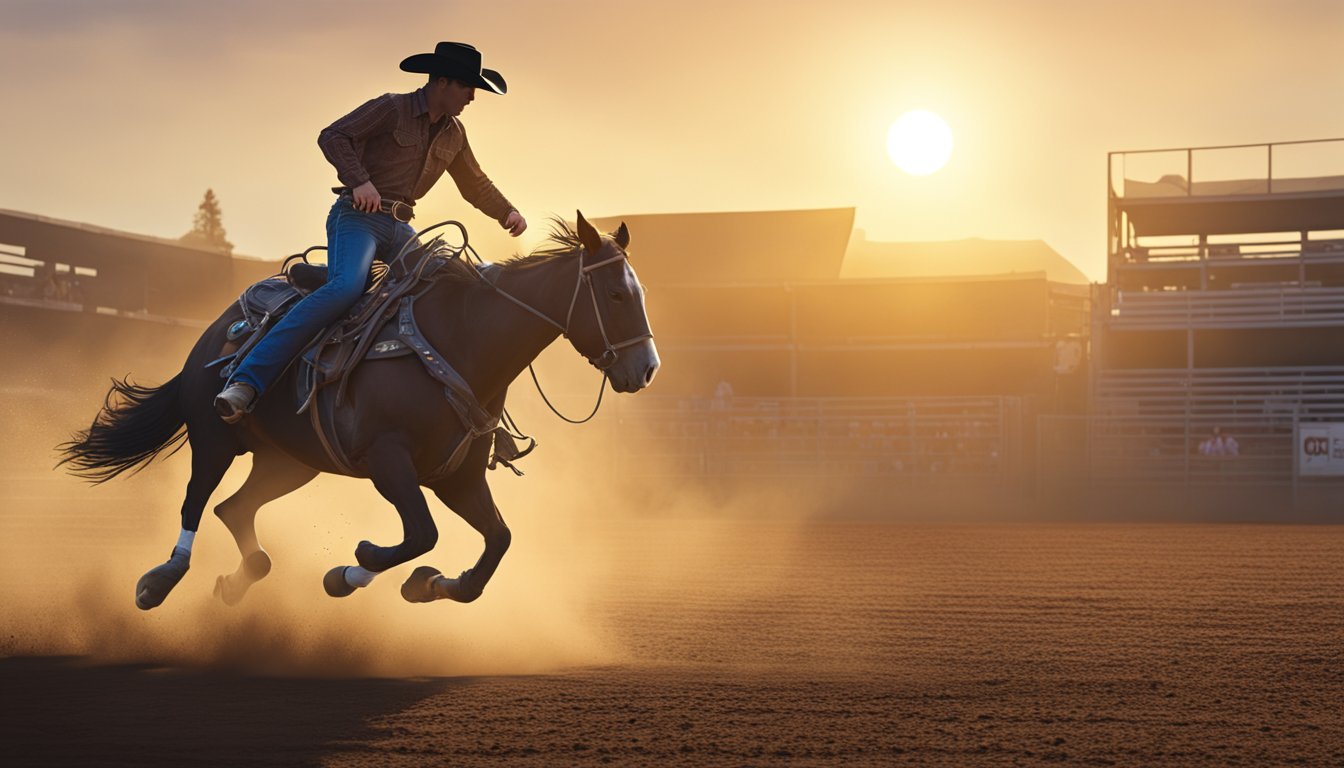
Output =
[{"x1": 396, "y1": 295, "x2": 497, "y2": 436}]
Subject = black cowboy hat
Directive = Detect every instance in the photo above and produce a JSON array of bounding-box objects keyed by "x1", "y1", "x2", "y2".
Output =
[{"x1": 400, "y1": 42, "x2": 507, "y2": 95}]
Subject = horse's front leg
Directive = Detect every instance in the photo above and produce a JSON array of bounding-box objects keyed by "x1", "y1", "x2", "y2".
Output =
[
  {"x1": 400, "y1": 474, "x2": 510, "y2": 604},
  {"x1": 323, "y1": 437, "x2": 438, "y2": 597}
]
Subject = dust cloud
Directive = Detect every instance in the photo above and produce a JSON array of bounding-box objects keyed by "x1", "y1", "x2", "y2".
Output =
[{"x1": 0, "y1": 321, "x2": 825, "y2": 679}]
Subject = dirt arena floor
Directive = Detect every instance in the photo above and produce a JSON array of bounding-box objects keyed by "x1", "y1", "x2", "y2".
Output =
[{"x1": 3, "y1": 515, "x2": 1342, "y2": 767}]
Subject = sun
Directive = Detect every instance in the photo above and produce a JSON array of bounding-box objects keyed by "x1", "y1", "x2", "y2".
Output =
[{"x1": 887, "y1": 110, "x2": 954, "y2": 176}]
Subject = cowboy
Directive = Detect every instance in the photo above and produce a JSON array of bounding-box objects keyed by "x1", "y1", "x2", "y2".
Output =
[{"x1": 215, "y1": 42, "x2": 527, "y2": 422}]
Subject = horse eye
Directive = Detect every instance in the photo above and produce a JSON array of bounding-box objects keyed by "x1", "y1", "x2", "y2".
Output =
[{"x1": 607, "y1": 288, "x2": 625, "y2": 302}]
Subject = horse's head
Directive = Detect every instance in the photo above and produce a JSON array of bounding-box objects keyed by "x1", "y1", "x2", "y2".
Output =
[{"x1": 567, "y1": 211, "x2": 659, "y2": 393}]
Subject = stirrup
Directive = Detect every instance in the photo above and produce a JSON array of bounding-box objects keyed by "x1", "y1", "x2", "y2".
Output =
[{"x1": 488, "y1": 428, "x2": 535, "y2": 476}]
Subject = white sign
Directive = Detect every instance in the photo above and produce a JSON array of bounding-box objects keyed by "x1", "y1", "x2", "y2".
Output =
[{"x1": 1298, "y1": 423, "x2": 1344, "y2": 476}]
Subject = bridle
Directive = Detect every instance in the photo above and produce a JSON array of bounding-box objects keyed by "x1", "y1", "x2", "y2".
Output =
[
  {"x1": 566, "y1": 250, "x2": 655, "y2": 370},
  {"x1": 393, "y1": 220, "x2": 652, "y2": 424},
  {"x1": 479, "y1": 244, "x2": 654, "y2": 371}
]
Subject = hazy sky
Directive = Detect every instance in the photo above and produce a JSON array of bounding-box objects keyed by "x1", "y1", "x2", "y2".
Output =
[{"x1": 2, "y1": 0, "x2": 1342, "y2": 280}]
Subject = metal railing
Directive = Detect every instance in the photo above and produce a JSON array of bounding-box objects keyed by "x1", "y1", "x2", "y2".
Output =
[
  {"x1": 1095, "y1": 367, "x2": 1344, "y2": 419},
  {"x1": 1038, "y1": 413, "x2": 1295, "y2": 487},
  {"x1": 1108, "y1": 287, "x2": 1344, "y2": 329},
  {"x1": 1122, "y1": 237, "x2": 1344, "y2": 267},
  {"x1": 1109, "y1": 138, "x2": 1344, "y2": 199}
]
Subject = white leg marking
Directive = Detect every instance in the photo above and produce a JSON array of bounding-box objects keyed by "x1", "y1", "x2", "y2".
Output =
[
  {"x1": 173, "y1": 528, "x2": 196, "y2": 561},
  {"x1": 344, "y1": 565, "x2": 377, "y2": 588}
]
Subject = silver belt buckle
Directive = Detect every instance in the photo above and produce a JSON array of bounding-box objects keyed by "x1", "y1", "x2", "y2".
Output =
[{"x1": 387, "y1": 200, "x2": 414, "y2": 223}]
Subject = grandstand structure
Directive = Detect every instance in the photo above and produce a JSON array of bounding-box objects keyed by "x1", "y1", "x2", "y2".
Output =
[
  {"x1": 0, "y1": 208, "x2": 280, "y2": 390},
  {"x1": 591, "y1": 209, "x2": 1090, "y2": 498},
  {"x1": 0, "y1": 206, "x2": 281, "y2": 465},
  {"x1": 0, "y1": 208, "x2": 278, "y2": 324},
  {"x1": 1065, "y1": 139, "x2": 1344, "y2": 507}
]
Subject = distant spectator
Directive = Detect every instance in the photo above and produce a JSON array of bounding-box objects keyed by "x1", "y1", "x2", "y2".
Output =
[
  {"x1": 37, "y1": 263, "x2": 58, "y2": 301},
  {"x1": 708, "y1": 379, "x2": 734, "y2": 441},
  {"x1": 1198, "y1": 427, "x2": 1238, "y2": 457},
  {"x1": 54, "y1": 274, "x2": 72, "y2": 302},
  {"x1": 710, "y1": 379, "x2": 734, "y2": 411}
]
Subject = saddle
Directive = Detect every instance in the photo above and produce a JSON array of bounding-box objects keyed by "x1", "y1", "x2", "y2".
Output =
[{"x1": 210, "y1": 249, "x2": 533, "y2": 479}]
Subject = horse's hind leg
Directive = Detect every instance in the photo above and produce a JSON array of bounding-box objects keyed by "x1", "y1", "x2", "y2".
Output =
[
  {"x1": 401, "y1": 475, "x2": 510, "y2": 604},
  {"x1": 213, "y1": 451, "x2": 318, "y2": 606},
  {"x1": 135, "y1": 437, "x2": 236, "y2": 611}
]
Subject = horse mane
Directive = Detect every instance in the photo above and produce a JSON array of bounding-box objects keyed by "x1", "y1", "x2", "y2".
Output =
[
  {"x1": 501, "y1": 218, "x2": 584, "y2": 267},
  {"x1": 432, "y1": 218, "x2": 582, "y2": 284}
]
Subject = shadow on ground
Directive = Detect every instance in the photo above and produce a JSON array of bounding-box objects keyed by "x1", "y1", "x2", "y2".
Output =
[{"x1": 0, "y1": 656, "x2": 454, "y2": 768}]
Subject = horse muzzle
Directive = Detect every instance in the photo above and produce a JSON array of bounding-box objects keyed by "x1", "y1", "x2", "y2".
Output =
[{"x1": 602, "y1": 338, "x2": 660, "y2": 393}]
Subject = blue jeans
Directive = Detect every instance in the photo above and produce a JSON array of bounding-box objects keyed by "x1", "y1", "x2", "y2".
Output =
[{"x1": 231, "y1": 197, "x2": 417, "y2": 395}]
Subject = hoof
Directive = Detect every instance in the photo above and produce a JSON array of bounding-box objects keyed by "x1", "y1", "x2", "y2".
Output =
[
  {"x1": 135, "y1": 580, "x2": 162, "y2": 611},
  {"x1": 214, "y1": 575, "x2": 237, "y2": 606},
  {"x1": 215, "y1": 550, "x2": 272, "y2": 607},
  {"x1": 323, "y1": 566, "x2": 358, "y2": 598},
  {"x1": 135, "y1": 554, "x2": 190, "y2": 611},
  {"x1": 400, "y1": 566, "x2": 443, "y2": 603},
  {"x1": 213, "y1": 574, "x2": 252, "y2": 606}
]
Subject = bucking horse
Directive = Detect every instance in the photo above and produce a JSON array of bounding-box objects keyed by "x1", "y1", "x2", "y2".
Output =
[{"x1": 58, "y1": 212, "x2": 658, "y2": 610}]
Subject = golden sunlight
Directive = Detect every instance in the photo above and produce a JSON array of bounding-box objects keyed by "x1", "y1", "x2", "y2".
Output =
[{"x1": 886, "y1": 110, "x2": 954, "y2": 176}]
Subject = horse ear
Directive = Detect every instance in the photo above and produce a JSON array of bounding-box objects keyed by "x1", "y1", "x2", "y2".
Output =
[
  {"x1": 613, "y1": 222, "x2": 630, "y2": 250},
  {"x1": 575, "y1": 210, "x2": 602, "y2": 255}
]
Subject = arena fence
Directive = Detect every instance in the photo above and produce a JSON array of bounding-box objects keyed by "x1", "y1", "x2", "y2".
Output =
[
  {"x1": 608, "y1": 395, "x2": 1024, "y2": 489},
  {"x1": 1064, "y1": 366, "x2": 1344, "y2": 487}
]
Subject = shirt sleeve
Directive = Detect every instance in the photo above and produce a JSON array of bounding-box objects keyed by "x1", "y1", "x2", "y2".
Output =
[
  {"x1": 446, "y1": 121, "x2": 516, "y2": 224},
  {"x1": 317, "y1": 94, "x2": 398, "y2": 189}
]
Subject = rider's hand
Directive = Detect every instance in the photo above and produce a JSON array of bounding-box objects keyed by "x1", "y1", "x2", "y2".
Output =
[
  {"x1": 503, "y1": 210, "x2": 527, "y2": 237},
  {"x1": 352, "y1": 181, "x2": 380, "y2": 213}
]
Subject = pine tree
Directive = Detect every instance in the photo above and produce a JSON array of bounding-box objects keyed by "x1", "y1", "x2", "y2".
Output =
[{"x1": 181, "y1": 188, "x2": 234, "y2": 254}]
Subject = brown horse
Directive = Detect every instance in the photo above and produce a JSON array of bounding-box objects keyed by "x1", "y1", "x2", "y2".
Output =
[{"x1": 59, "y1": 212, "x2": 658, "y2": 610}]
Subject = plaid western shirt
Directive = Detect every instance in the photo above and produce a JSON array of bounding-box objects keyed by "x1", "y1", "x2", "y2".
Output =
[{"x1": 317, "y1": 87, "x2": 516, "y2": 223}]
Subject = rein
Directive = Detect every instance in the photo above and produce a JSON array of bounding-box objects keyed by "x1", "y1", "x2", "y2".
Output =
[{"x1": 404, "y1": 220, "x2": 649, "y2": 425}]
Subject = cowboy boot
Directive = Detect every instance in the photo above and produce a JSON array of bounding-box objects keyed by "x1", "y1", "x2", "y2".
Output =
[{"x1": 214, "y1": 382, "x2": 257, "y2": 424}]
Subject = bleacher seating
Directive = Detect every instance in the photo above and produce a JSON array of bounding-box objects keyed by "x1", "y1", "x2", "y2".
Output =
[
  {"x1": 1092, "y1": 139, "x2": 1344, "y2": 492},
  {"x1": 1111, "y1": 287, "x2": 1344, "y2": 329}
]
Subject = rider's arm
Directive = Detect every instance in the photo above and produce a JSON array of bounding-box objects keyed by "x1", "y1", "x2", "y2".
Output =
[
  {"x1": 317, "y1": 94, "x2": 397, "y2": 190},
  {"x1": 445, "y1": 121, "x2": 517, "y2": 227}
]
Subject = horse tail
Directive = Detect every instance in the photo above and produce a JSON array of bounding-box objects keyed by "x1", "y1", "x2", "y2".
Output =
[{"x1": 57, "y1": 374, "x2": 189, "y2": 484}]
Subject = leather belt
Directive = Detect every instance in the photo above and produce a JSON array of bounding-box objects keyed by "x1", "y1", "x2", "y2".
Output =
[{"x1": 338, "y1": 192, "x2": 415, "y2": 223}]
